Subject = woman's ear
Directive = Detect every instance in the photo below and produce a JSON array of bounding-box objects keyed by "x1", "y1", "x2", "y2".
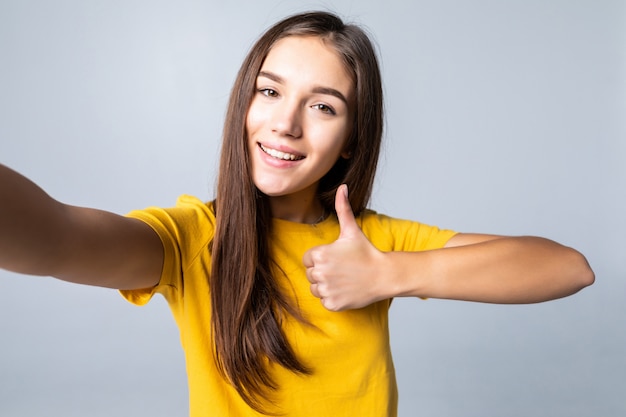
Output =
[{"x1": 341, "y1": 149, "x2": 352, "y2": 159}]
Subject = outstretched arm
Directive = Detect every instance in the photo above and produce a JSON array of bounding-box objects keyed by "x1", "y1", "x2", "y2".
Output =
[
  {"x1": 303, "y1": 185, "x2": 594, "y2": 311},
  {"x1": 0, "y1": 164, "x2": 163, "y2": 290},
  {"x1": 388, "y1": 232, "x2": 594, "y2": 304}
]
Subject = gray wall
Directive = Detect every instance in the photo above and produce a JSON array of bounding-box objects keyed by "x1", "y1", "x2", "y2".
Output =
[{"x1": 1, "y1": 1, "x2": 624, "y2": 416}]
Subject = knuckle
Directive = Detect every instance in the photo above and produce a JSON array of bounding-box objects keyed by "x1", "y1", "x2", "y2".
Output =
[
  {"x1": 305, "y1": 268, "x2": 315, "y2": 283},
  {"x1": 309, "y1": 283, "x2": 319, "y2": 297},
  {"x1": 325, "y1": 303, "x2": 338, "y2": 312},
  {"x1": 321, "y1": 297, "x2": 343, "y2": 312},
  {"x1": 310, "y1": 269, "x2": 323, "y2": 283},
  {"x1": 311, "y1": 249, "x2": 328, "y2": 264}
]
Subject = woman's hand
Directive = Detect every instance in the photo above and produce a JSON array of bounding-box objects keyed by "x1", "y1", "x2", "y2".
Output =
[{"x1": 303, "y1": 185, "x2": 393, "y2": 311}]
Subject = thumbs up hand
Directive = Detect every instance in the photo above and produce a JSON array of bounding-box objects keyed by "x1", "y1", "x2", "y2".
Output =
[{"x1": 303, "y1": 185, "x2": 391, "y2": 311}]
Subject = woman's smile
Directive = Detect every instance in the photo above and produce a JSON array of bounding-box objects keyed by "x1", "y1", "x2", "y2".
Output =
[{"x1": 258, "y1": 143, "x2": 305, "y2": 162}]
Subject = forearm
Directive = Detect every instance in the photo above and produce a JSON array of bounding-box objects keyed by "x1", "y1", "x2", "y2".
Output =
[{"x1": 388, "y1": 236, "x2": 594, "y2": 304}]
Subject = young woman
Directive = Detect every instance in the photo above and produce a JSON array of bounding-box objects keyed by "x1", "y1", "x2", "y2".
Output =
[{"x1": 0, "y1": 11, "x2": 594, "y2": 417}]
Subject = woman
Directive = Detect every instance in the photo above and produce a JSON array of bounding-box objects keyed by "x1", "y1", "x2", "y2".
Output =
[{"x1": 0, "y1": 11, "x2": 594, "y2": 417}]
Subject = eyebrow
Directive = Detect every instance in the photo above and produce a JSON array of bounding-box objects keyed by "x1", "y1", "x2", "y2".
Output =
[{"x1": 257, "y1": 70, "x2": 349, "y2": 105}]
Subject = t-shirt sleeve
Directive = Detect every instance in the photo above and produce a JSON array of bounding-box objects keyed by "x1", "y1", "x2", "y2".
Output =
[
  {"x1": 119, "y1": 195, "x2": 216, "y2": 307},
  {"x1": 390, "y1": 218, "x2": 457, "y2": 252},
  {"x1": 359, "y1": 210, "x2": 457, "y2": 252}
]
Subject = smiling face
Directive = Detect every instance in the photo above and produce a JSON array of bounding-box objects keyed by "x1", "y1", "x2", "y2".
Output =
[{"x1": 246, "y1": 35, "x2": 355, "y2": 222}]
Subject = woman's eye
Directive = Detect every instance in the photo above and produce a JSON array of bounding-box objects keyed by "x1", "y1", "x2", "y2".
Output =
[
  {"x1": 313, "y1": 104, "x2": 336, "y2": 115},
  {"x1": 259, "y1": 88, "x2": 278, "y2": 98}
]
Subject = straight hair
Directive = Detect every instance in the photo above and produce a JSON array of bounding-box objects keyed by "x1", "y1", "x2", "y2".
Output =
[{"x1": 210, "y1": 11, "x2": 384, "y2": 413}]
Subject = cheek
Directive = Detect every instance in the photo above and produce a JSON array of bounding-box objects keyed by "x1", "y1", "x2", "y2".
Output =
[
  {"x1": 245, "y1": 99, "x2": 267, "y2": 135},
  {"x1": 321, "y1": 125, "x2": 351, "y2": 156}
]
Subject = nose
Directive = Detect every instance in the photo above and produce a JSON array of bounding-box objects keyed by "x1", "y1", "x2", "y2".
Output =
[{"x1": 271, "y1": 99, "x2": 303, "y2": 138}]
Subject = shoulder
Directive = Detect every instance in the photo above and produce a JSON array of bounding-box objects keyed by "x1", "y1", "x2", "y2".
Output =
[
  {"x1": 126, "y1": 194, "x2": 216, "y2": 260},
  {"x1": 127, "y1": 195, "x2": 215, "y2": 227},
  {"x1": 357, "y1": 209, "x2": 457, "y2": 252}
]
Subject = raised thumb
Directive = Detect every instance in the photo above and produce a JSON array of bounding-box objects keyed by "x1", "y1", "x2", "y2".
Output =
[{"x1": 335, "y1": 184, "x2": 360, "y2": 239}]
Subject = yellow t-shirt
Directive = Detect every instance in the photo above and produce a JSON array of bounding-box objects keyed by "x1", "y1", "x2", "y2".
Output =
[{"x1": 121, "y1": 195, "x2": 456, "y2": 416}]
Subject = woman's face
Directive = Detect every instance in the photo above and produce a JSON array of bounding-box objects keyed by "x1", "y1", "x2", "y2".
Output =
[{"x1": 246, "y1": 35, "x2": 354, "y2": 218}]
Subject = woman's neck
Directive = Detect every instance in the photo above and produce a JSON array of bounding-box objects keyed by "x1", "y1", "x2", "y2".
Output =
[{"x1": 268, "y1": 193, "x2": 325, "y2": 224}]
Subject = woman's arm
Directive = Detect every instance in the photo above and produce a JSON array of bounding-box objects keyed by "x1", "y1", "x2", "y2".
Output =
[
  {"x1": 386, "y1": 233, "x2": 594, "y2": 304},
  {"x1": 0, "y1": 164, "x2": 163, "y2": 290},
  {"x1": 303, "y1": 185, "x2": 594, "y2": 311}
]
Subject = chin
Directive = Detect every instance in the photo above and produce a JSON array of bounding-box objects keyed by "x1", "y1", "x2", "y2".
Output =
[
  {"x1": 253, "y1": 182, "x2": 288, "y2": 197},
  {"x1": 257, "y1": 188, "x2": 292, "y2": 198}
]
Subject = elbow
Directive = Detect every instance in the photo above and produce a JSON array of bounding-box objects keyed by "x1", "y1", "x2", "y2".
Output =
[
  {"x1": 568, "y1": 248, "x2": 595, "y2": 293},
  {"x1": 579, "y1": 260, "x2": 595, "y2": 289}
]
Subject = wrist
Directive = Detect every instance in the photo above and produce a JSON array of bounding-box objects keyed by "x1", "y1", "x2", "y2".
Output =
[{"x1": 382, "y1": 251, "x2": 428, "y2": 299}]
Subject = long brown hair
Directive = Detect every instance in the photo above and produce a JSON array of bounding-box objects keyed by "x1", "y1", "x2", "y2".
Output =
[{"x1": 210, "y1": 11, "x2": 384, "y2": 413}]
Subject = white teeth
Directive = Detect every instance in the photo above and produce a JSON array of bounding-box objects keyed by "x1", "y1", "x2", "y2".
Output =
[{"x1": 260, "y1": 144, "x2": 303, "y2": 161}]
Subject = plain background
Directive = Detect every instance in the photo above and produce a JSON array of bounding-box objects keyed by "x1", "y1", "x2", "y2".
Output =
[{"x1": 0, "y1": 0, "x2": 624, "y2": 416}]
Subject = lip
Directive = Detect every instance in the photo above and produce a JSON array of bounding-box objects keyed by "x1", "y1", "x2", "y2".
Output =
[
  {"x1": 259, "y1": 142, "x2": 304, "y2": 157},
  {"x1": 256, "y1": 142, "x2": 305, "y2": 168}
]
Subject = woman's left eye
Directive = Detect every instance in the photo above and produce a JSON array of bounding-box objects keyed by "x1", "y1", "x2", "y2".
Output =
[
  {"x1": 259, "y1": 88, "x2": 278, "y2": 97},
  {"x1": 312, "y1": 104, "x2": 336, "y2": 115}
]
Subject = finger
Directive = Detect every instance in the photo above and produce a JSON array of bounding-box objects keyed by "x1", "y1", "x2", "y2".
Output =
[
  {"x1": 335, "y1": 184, "x2": 361, "y2": 239},
  {"x1": 302, "y1": 249, "x2": 313, "y2": 269},
  {"x1": 321, "y1": 297, "x2": 340, "y2": 312},
  {"x1": 304, "y1": 263, "x2": 316, "y2": 284},
  {"x1": 310, "y1": 282, "x2": 320, "y2": 298}
]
